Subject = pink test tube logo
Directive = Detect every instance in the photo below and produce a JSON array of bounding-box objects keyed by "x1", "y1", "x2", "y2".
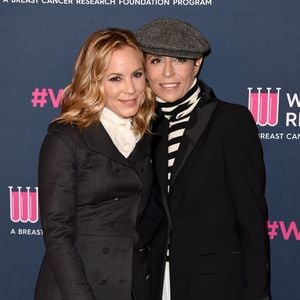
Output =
[
  {"x1": 9, "y1": 186, "x2": 39, "y2": 223},
  {"x1": 248, "y1": 87, "x2": 281, "y2": 126}
]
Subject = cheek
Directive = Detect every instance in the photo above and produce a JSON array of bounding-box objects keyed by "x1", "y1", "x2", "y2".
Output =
[
  {"x1": 137, "y1": 80, "x2": 146, "y2": 92},
  {"x1": 147, "y1": 75, "x2": 160, "y2": 93},
  {"x1": 181, "y1": 70, "x2": 196, "y2": 86},
  {"x1": 103, "y1": 82, "x2": 110, "y2": 96},
  {"x1": 146, "y1": 66, "x2": 158, "y2": 82},
  {"x1": 147, "y1": 81, "x2": 159, "y2": 95},
  {"x1": 103, "y1": 84, "x2": 118, "y2": 102}
]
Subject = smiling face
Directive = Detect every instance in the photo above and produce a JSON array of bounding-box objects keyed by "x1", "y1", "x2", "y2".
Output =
[
  {"x1": 145, "y1": 55, "x2": 202, "y2": 102},
  {"x1": 103, "y1": 46, "x2": 146, "y2": 118}
]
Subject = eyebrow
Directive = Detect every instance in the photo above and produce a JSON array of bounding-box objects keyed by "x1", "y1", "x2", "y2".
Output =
[
  {"x1": 107, "y1": 67, "x2": 144, "y2": 76},
  {"x1": 107, "y1": 72, "x2": 122, "y2": 77},
  {"x1": 132, "y1": 67, "x2": 144, "y2": 73}
]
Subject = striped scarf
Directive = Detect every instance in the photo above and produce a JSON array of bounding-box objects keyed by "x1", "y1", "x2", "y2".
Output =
[{"x1": 156, "y1": 79, "x2": 201, "y2": 193}]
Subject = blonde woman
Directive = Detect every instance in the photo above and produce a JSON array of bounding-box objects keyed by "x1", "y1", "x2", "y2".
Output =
[{"x1": 34, "y1": 28, "x2": 155, "y2": 300}]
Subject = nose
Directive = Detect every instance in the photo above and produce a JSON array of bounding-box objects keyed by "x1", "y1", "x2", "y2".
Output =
[
  {"x1": 124, "y1": 78, "x2": 135, "y2": 94},
  {"x1": 162, "y1": 59, "x2": 175, "y2": 77}
]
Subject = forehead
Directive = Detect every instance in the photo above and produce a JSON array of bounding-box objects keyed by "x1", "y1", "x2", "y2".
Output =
[
  {"x1": 111, "y1": 46, "x2": 141, "y2": 60},
  {"x1": 107, "y1": 47, "x2": 143, "y2": 69}
]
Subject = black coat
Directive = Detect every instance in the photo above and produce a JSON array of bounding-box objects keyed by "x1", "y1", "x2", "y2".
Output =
[
  {"x1": 34, "y1": 121, "x2": 153, "y2": 300},
  {"x1": 148, "y1": 81, "x2": 270, "y2": 300}
]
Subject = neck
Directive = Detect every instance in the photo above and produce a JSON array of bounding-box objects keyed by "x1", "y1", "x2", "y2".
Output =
[{"x1": 157, "y1": 79, "x2": 201, "y2": 121}]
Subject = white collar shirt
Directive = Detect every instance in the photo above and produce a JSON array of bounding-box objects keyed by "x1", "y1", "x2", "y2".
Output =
[{"x1": 100, "y1": 107, "x2": 140, "y2": 158}]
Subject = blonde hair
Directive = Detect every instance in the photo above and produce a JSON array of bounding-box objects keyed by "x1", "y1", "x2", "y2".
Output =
[{"x1": 55, "y1": 28, "x2": 155, "y2": 135}]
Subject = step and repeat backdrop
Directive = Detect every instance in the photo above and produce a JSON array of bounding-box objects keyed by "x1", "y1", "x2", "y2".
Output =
[{"x1": 0, "y1": 1, "x2": 299, "y2": 299}]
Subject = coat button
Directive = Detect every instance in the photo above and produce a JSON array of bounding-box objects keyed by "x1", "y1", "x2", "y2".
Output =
[
  {"x1": 102, "y1": 247, "x2": 109, "y2": 254},
  {"x1": 100, "y1": 279, "x2": 107, "y2": 285},
  {"x1": 123, "y1": 143, "x2": 130, "y2": 152},
  {"x1": 114, "y1": 197, "x2": 120, "y2": 201},
  {"x1": 119, "y1": 279, "x2": 128, "y2": 284}
]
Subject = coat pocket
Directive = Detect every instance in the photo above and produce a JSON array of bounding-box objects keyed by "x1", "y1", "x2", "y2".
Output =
[{"x1": 195, "y1": 251, "x2": 244, "y2": 274}]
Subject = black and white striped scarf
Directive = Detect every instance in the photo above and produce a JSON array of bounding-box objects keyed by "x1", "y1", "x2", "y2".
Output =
[{"x1": 157, "y1": 79, "x2": 201, "y2": 193}]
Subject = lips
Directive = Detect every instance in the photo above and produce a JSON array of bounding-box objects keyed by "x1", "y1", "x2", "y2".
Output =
[
  {"x1": 159, "y1": 83, "x2": 180, "y2": 89},
  {"x1": 119, "y1": 98, "x2": 138, "y2": 107},
  {"x1": 120, "y1": 98, "x2": 137, "y2": 102}
]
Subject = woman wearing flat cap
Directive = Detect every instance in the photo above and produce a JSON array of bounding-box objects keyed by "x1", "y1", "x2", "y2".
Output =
[{"x1": 136, "y1": 18, "x2": 270, "y2": 300}]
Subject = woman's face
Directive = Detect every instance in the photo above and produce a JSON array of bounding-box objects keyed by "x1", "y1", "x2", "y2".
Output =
[
  {"x1": 145, "y1": 55, "x2": 202, "y2": 102},
  {"x1": 103, "y1": 46, "x2": 145, "y2": 118}
]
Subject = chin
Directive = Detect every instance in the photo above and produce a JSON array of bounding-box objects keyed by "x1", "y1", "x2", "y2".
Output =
[
  {"x1": 156, "y1": 91, "x2": 180, "y2": 102},
  {"x1": 120, "y1": 109, "x2": 139, "y2": 118},
  {"x1": 160, "y1": 96, "x2": 179, "y2": 103}
]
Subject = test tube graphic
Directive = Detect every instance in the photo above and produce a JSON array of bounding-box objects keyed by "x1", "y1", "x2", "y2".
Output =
[
  {"x1": 248, "y1": 87, "x2": 280, "y2": 126},
  {"x1": 9, "y1": 186, "x2": 39, "y2": 223}
]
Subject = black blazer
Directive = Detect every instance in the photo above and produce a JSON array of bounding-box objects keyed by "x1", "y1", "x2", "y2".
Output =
[
  {"x1": 149, "y1": 81, "x2": 270, "y2": 300},
  {"x1": 34, "y1": 121, "x2": 153, "y2": 300}
]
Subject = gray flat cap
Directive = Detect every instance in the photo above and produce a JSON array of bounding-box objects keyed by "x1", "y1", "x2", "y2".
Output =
[{"x1": 136, "y1": 18, "x2": 210, "y2": 59}]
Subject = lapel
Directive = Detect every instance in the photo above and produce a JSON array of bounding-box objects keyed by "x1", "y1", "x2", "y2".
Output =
[
  {"x1": 128, "y1": 133, "x2": 151, "y2": 163},
  {"x1": 82, "y1": 122, "x2": 150, "y2": 167},
  {"x1": 169, "y1": 100, "x2": 219, "y2": 190},
  {"x1": 153, "y1": 117, "x2": 172, "y2": 224},
  {"x1": 154, "y1": 117, "x2": 169, "y2": 196}
]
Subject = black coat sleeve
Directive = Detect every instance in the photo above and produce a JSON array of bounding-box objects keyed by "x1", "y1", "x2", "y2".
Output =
[
  {"x1": 224, "y1": 106, "x2": 270, "y2": 300},
  {"x1": 38, "y1": 127, "x2": 96, "y2": 300}
]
